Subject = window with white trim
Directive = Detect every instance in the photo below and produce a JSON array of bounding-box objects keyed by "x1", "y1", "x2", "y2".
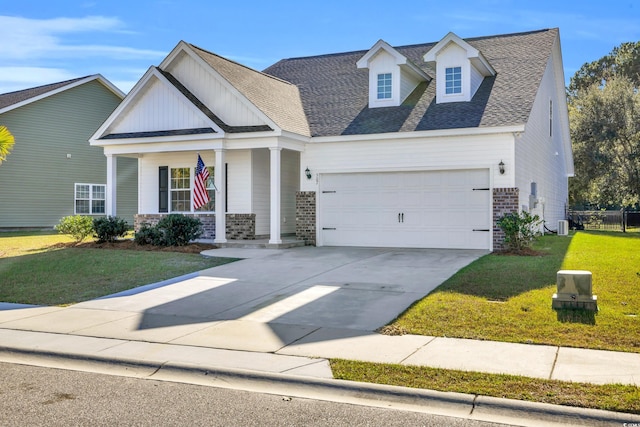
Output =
[
  {"x1": 170, "y1": 167, "x2": 191, "y2": 212},
  {"x1": 75, "y1": 183, "x2": 105, "y2": 214},
  {"x1": 445, "y1": 66, "x2": 462, "y2": 94},
  {"x1": 377, "y1": 73, "x2": 392, "y2": 99},
  {"x1": 194, "y1": 166, "x2": 215, "y2": 212}
]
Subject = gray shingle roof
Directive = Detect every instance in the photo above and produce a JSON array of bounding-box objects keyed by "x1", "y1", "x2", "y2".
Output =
[
  {"x1": 0, "y1": 76, "x2": 91, "y2": 111},
  {"x1": 189, "y1": 44, "x2": 311, "y2": 136},
  {"x1": 262, "y1": 29, "x2": 558, "y2": 137}
]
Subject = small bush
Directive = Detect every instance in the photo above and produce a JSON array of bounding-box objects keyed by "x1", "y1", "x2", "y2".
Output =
[
  {"x1": 134, "y1": 223, "x2": 164, "y2": 246},
  {"x1": 93, "y1": 216, "x2": 129, "y2": 243},
  {"x1": 156, "y1": 214, "x2": 203, "y2": 246},
  {"x1": 497, "y1": 211, "x2": 542, "y2": 252},
  {"x1": 55, "y1": 215, "x2": 94, "y2": 243},
  {"x1": 134, "y1": 215, "x2": 203, "y2": 246}
]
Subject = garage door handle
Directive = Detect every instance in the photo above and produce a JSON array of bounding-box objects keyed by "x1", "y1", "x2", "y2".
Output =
[
  {"x1": 322, "y1": 227, "x2": 336, "y2": 230},
  {"x1": 473, "y1": 229, "x2": 490, "y2": 232},
  {"x1": 398, "y1": 213, "x2": 401, "y2": 223}
]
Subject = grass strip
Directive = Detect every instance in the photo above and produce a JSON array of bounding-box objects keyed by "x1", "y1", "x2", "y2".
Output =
[{"x1": 331, "y1": 359, "x2": 640, "y2": 415}]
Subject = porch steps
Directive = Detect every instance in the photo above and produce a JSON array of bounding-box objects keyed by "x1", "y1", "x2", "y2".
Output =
[{"x1": 197, "y1": 238, "x2": 306, "y2": 249}]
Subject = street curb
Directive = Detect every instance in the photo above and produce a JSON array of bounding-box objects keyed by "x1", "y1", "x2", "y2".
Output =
[{"x1": 1, "y1": 346, "x2": 639, "y2": 426}]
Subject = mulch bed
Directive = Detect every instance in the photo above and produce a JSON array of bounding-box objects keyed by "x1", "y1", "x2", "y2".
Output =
[{"x1": 62, "y1": 240, "x2": 217, "y2": 254}]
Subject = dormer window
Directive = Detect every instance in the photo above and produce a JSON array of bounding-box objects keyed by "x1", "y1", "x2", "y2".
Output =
[
  {"x1": 377, "y1": 73, "x2": 392, "y2": 99},
  {"x1": 357, "y1": 39, "x2": 430, "y2": 108},
  {"x1": 445, "y1": 67, "x2": 462, "y2": 94},
  {"x1": 424, "y1": 32, "x2": 496, "y2": 104}
]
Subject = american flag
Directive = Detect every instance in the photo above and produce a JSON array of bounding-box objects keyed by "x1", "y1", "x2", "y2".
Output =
[{"x1": 193, "y1": 154, "x2": 211, "y2": 210}]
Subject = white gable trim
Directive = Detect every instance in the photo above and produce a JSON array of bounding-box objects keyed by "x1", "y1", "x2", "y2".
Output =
[
  {"x1": 423, "y1": 32, "x2": 496, "y2": 77},
  {"x1": 357, "y1": 39, "x2": 430, "y2": 80},
  {"x1": 0, "y1": 74, "x2": 124, "y2": 115},
  {"x1": 89, "y1": 67, "x2": 224, "y2": 144},
  {"x1": 162, "y1": 41, "x2": 280, "y2": 132}
]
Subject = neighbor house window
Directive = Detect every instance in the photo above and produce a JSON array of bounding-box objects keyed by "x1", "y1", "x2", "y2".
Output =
[
  {"x1": 170, "y1": 167, "x2": 190, "y2": 212},
  {"x1": 445, "y1": 66, "x2": 462, "y2": 94},
  {"x1": 377, "y1": 73, "x2": 392, "y2": 99},
  {"x1": 75, "y1": 183, "x2": 105, "y2": 214},
  {"x1": 194, "y1": 166, "x2": 215, "y2": 212}
]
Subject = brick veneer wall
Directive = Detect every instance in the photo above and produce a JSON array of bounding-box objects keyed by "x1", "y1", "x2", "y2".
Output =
[
  {"x1": 296, "y1": 191, "x2": 316, "y2": 245},
  {"x1": 226, "y1": 213, "x2": 255, "y2": 240},
  {"x1": 134, "y1": 213, "x2": 255, "y2": 241},
  {"x1": 493, "y1": 187, "x2": 519, "y2": 250}
]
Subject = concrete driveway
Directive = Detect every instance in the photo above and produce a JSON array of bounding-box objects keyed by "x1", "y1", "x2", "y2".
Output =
[{"x1": 76, "y1": 246, "x2": 486, "y2": 333}]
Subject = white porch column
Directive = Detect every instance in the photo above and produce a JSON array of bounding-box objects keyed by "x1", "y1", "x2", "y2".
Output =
[
  {"x1": 214, "y1": 149, "x2": 227, "y2": 243},
  {"x1": 106, "y1": 154, "x2": 117, "y2": 217},
  {"x1": 269, "y1": 147, "x2": 282, "y2": 244}
]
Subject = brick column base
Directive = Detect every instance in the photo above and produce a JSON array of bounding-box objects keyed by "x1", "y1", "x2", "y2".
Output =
[
  {"x1": 493, "y1": 187, "x2": 519, "y2": 251},
  {"x1": 296, "y1": 191, "x2": 316, "y2": 245}
]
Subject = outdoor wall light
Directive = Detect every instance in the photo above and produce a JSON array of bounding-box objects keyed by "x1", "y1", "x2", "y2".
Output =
[
  {"x1": 305, "y1": 167, "x2": 312, "y2": 180},
  {"x1": 499, "y1": 160, "x2": 505, "y2": 175}
]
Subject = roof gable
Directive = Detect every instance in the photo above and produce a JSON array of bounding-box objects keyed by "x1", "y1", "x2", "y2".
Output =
[{"x1": 423, "y1": 32, "x2": 495, "y2": 77}]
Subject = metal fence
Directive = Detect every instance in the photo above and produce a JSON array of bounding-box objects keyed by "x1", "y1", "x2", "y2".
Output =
[{"x1": 568, "y1": 210, "x2": 640, "y2": 231}]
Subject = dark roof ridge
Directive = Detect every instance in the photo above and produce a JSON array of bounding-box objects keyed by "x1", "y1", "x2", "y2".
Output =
[{"x1": 266, "y1": 28, "x2": 555, "y2": 64}]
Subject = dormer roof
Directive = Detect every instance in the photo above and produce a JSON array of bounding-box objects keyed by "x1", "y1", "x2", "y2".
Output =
[
  {"x1": 423, "y1": 32, "x2": 496, "y2": 77},
  {"x1": 356, "y1": 39, "x2": 431, "y2": 81}
]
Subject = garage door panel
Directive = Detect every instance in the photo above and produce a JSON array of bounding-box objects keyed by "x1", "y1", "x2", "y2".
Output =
[{"x1": 319, "y1": 170, "x2": 490, "y2": 249}]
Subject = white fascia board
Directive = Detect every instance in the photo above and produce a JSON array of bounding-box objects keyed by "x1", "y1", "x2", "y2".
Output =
[
  {"x1": 177, "y1": 43, "x2": 281, "y2": 132},
  {"x1": 0, "y1": 75, "x2": 123, "y2": 115},
  {"x1": 357, "y1": 39, "x2": 410, "y2": 69},
  {"x1": 102, "y1": 139, "x2": 226, "y2": 156},
  {"x1": 308, "y1": 125, "x2": 525, "y2": 144},
  {"x1": 92, "y1": 131, "x2": 224, "y2": 148}
]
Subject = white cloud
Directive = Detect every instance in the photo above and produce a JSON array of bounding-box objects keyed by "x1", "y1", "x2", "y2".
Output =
[
  {"x1": 0, "y1": 67, "x2": 78, "y2": 93},
  {"x1": 0, "y1": 15, "x2": 164, "y2": 60}
]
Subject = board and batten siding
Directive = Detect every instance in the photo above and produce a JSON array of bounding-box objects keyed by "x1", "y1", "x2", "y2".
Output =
[
  {"x1": 0, "y1": 80, "x2": 128, "y2": 228},
  {"x1": 108, "y1": 76, "x2": 211, "y2": 134},
  {"x1": 301, "y1": 132, "x2": 515, "y2": 193},
  {"x1": 166, "y1": 51, "x2": 267, "y2": 127},
  {"x1": 515, "y1": 43, "x2": 570, "y2": 229}
]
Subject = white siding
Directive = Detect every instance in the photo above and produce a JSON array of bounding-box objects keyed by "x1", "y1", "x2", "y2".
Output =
[
  {"x1": 367, "y1": 50, "x2": 399, "y2": 108},
  {"x1": 515, "y1": 51, "x2": 570, "y2": 229},
  {"x1": 470, "y1": 65, "x2": 484, "y2": 99},
  {"x1": 137, "y1": 150, "x2": 253, "y2": 215},
  {"x1": 109, "y1": 76, "x2": 210, "y2": 134},
  {"x1": 166, "y1": 51, "x2": 267, "y2": 127},
  {"x1": 301, "y1": 133, "x2": 515, "y2": 193},
  {"x1": 281, "y1": 149, "x2": 300, "y2": 234},
  {"x1": 434, "y1": 44, "x2": 470, "y2": 103},
  {"x1": 400, "y1": 69, "x2": 421, "y2": 103},
  {"x1": 252, "y1": 148, "x2": 270, "y2": 236},
  {"x1": 226, "y1": 150, "x2": 252, "y2": 213}
]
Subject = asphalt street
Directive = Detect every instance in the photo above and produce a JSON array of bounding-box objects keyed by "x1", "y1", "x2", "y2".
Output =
[{"x1": 0, "y1": 362, "x2": 508, "y2": 427}]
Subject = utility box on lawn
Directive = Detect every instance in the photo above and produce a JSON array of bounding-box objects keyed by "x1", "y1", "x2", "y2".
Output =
[{"x1": 552, "y1": 270, "x2": 598, "y2": 311}]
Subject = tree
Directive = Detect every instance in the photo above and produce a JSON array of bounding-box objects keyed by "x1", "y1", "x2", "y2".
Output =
[
  {"x1": 0, "y1": 125, "x2": 15, "y2": 164},
  {"x1": 569, "y1": 41, "x2": 640, "y2": 95},
  {"x1": 569, "y1": 76, "x2": 640, "y2": 207}
]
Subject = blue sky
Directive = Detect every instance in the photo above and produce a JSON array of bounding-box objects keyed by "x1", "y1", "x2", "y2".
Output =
[{"x1": 1, "y1": 0, "x2": 638, "y2": 94}]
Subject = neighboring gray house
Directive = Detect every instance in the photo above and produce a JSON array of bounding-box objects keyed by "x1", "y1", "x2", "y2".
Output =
[
  {"x1": 0, "y1": 75, "x2": 138, "y2": 228},
  {"x1": 91, "y1": 29, "x2": 573, "y2": 250}
]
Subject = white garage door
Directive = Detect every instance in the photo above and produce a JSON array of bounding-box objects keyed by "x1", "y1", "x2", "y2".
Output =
[{"x1": 319, "y1": 169, "x2": 491, "y2": 249}]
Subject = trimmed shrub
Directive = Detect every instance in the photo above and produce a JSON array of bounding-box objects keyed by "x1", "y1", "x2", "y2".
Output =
[
  {"x1": 134, "y1": 215, "x2": 203, "y2": 246},
  {"x1": 55, "y1": 215, "x2": 94, "y2": 243},
  {"x1": 134, "y1": 223, "x2": 164, "y2": 246},
  {"x1": 497, "y1": 211, "x2": 542, "y2": 252},
  {"x1": 156, "y1": 214, "x2": 203, "y2": 246},
  {"x1": 93, "y1": 216, "x2": 129, "y2": 243}
]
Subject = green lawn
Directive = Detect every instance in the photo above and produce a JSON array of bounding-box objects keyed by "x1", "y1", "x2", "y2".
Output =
[
  {"x1": 331, "y1": 360, "x2": 640, "y2": 414},
  {"x1": 0, "y1": 231, "x2": 238, "y2": 306},
  {"x1": 390, "y1": 231, "x2": 640, "y2": 353}
]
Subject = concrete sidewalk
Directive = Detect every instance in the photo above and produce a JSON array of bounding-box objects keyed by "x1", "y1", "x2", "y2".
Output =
[{"x1": 0, "y1": 303, "x2": 639, "y2": 386}]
